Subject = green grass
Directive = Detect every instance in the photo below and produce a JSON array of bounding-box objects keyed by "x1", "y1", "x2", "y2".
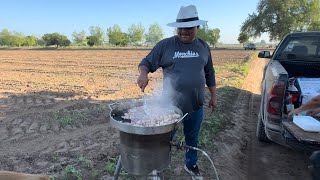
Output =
[
  {"x1": 63, "y1": 165, "x2": 82, "y2": 180},
  {"x1": 78, "y1": 156, "x2": 94, "y2": 169},
  {"x1": 78, "y1": 156, "x2": 99, "y2": 180},
  {"x1": 59, "y1": 156, "x2": 100, "y2": 180},
  {"x1": 53, "y1": 109, "x2": 87, "y2": 127},
  {"x1": 104, "y1": 158, "x2": 116, "y2": 174},
  {"x1": 52, "y1": 104, "x2": 106, "y2": 127},
  {"x1": 49, "y1": 176, "x2": 58, "y2": 180}
]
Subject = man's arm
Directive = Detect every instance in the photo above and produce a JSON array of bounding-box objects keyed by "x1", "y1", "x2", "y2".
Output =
[
  {"x1": 288, "y1": 95, "x2": 320, "y2": 117},
  {"x1": 137, "y1": 40, "x2": 165, "y2": 92},
  {"x1": 307, "y1": 107, "x2": 320, "y2": 116}
]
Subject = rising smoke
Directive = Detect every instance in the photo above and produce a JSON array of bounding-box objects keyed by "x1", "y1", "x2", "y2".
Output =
[{"x1": 146, "y1": 76, "x2": 182, "y2": 111}]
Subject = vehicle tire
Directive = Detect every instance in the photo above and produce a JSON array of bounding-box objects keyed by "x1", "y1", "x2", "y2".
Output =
[{"x1": 256, "y1": 113, "x2": 271, "y2": 142}]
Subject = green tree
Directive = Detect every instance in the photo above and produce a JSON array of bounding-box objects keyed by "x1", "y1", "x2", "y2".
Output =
[
  {"x1": 42, "y1": 33, "x2": 71, "y2": 47},
  {"x1": 127, "y1": 23, "x2": 145, "y2": 46},
  {"x1": 0, "y1": 29, "x2": 11, "y2": 46},
  {"x1": 237, "y1": 32, "x2": 250, "y2": 45},
  {"x1": 145, "y1": 23, "x2": 164, "y2": 46},
  {"x1": 72, "y1": 30, "x2": 87, "y2": 46},
  {"x1": 89, "y1": 26, "x2": 105, "y2": 46},
  {"x1": 209, "y1": 28, "x2": 220, "y2": 48},
  {"x1": 107, "y1": 24, "x2": 129, "y2": 46},
  {"x1": 60, "y1": 38, "x2": 71, "y2": 47},
  {"x1": 86, "y1": 35, "x2": 99, "y2": 47},
  {"x1": 37, "y1": 37, "x2": 46, "y2": 46},
  {"x1": 197, "y1": 24, "x2": 220, "y2": 47},
  {"x1": 241, "y1": 0, "x2": 320, "y2": 41},
  {"x1": 11, "y1": 31, "x2": 25, "y2": 46},
  {"x1": 23, "y1": 36, "x2": 37, "y2": 46},
  {"x1": 197, "y1": 24, "x2": 210, "y2": 43},
  {"x1": 0, "y1": 29, "x2": 24, "y2": 46}
]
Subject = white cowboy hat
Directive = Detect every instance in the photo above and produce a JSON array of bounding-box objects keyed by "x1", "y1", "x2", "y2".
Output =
[{"x1": 167, "y1": 5, "x2": 207, "y2": 28}]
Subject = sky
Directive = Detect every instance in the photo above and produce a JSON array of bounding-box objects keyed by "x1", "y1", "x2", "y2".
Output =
[{"x1": 0, "y1": 0, "x2": 270, "y2": 44}]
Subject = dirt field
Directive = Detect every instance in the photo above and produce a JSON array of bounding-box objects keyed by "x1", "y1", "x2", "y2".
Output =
[{"x1": 0, "y1": 49, "x2": 312, "y2": 180}]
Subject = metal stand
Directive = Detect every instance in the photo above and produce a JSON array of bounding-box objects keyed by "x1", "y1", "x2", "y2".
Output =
[
  {"x1": 113, "y1": 155, "x2": 122, "y2": 180},
  {"x1": 113, "y1": 155, "x2": 163, "y2": 180}
]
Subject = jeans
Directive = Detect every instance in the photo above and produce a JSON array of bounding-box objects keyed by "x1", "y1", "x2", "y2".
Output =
[{"x1": 183, "y1": 106, "x2": 204, "y2": 168}]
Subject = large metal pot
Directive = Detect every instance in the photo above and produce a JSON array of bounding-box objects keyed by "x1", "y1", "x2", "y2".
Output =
[
  {"x1": 109, "y1": 100, "x2": 184, "y2": 135},
  {"x1": 109, "y1": 100, "x2": 185, "y2": 175}
]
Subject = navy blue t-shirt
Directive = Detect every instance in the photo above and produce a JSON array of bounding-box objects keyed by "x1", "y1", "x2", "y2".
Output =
[{"x1": 139, "y1": 36, "x2": 216, "y2": 113}]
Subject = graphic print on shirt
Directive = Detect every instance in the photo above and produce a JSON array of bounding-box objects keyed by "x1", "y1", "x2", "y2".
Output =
[{"x1": 173, "y1": 50, "x2": 199, "y2": 59}]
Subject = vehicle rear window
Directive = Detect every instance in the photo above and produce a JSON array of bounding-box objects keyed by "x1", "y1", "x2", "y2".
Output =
[{"x1": 277, "y1": 36, "x2": 320, "y2": 61}]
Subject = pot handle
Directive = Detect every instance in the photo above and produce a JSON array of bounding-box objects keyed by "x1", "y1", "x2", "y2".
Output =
[
  {"x1": 174, "y1": 113, "x2": 188, "y2": 130},
  {"x1": 108, "y1": 102, "x2": 123, "y2": 111}
]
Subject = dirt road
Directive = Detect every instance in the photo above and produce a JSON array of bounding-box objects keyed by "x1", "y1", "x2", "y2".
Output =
[{"x1": 212, "y1": 57, "x2": 312, "y2": 180}]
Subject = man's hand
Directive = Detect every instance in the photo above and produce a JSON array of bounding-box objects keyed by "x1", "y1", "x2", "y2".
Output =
[
  {"x1": 288, "y1": 109, "x2": 298, "y2": 118},
  {"x1": 137, "y1": 73, "x2": 148, "y2": 92},
  {"x1": 137, "y1": 66, "x2": 149, "y2": 92},
  {"x1": 208, "y1": 96, "x2": 217, "y2": 112},
  {"x1": 207, "y1": 86, "x2": 217, "y2": 112}
]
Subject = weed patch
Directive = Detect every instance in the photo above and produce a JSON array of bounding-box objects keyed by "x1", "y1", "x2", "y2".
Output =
[
  {"x1": 64, "y1": 165, "x2": 82, "y2": 180},
  {"x1": 53, "y1": 104, "x2": 106, "y2": 127}
]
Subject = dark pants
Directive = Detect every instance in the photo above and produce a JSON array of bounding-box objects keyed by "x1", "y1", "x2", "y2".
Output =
[
  {"x1": 310, "y1": 150, "x2": 320, "y2": 180},
  {"x1": 183, "y1": 106, "x2": 204, "y2": 168}
]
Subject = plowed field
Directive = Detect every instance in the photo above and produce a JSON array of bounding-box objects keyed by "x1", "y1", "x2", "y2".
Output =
[{"x1": 0, "y1": 49, "x2": 311, "y2": 180}]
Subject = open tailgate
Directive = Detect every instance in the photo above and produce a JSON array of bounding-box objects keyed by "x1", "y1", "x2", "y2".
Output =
[{"x1": 283, "y1": 121, "x2": 320, "y2": 144}]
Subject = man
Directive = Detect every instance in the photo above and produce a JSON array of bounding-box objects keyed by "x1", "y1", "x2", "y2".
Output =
[{"x1": 137, "y1": 5, "x2": 217, "y2": 178}]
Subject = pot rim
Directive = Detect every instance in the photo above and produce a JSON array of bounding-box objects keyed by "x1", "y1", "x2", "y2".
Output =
[{"x1": 108, "y1": 100, "x2": 185, "y2": 135}]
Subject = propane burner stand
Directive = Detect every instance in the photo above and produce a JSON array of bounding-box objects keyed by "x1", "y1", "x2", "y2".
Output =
[
  {"x1": 120, "y1": 131, "x2": 171, "y2": 175},
  {"x1": 113, "y1": 131, "x2": 172, "y2": 179},
  {"x1": 109, "y1": 101, "x2": 186, "y2": 179}
]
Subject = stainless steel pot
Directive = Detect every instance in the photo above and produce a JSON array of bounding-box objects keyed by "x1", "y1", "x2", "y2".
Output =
[
  {"x1": 109, "y1": 100, "x2": 185, "y2": 135},
  {"x1": 108, "y1": 100, "x2": 187, "y2": 175}
]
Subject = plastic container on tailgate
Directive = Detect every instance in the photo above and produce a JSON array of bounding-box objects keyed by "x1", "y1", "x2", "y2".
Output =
[{"x1": 293, "y1": 115, "x2": 320, "y2": 132}]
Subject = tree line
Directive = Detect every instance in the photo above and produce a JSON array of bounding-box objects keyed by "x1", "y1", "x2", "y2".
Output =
[{"x1": 0, "y1": 23, "x2": 221, "y2": 48}]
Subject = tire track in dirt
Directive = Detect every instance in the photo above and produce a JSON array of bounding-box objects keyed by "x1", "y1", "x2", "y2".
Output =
[
  {"x1": 0, "y1": 123, "x2": 118, "y2": 175},
  {"x1": 0, "y1": 94, "x2": 67, "y2": 121},
  {"x1": 0, "y1": 95, "x2": 118, "y2": 176},
  {"x1": 0, "y1": 94, "x2": 67, "y2": 144},
  {"x1": 0, "y1": 93, "x2": 107, "y2": 149},
  {"x1": 0, "y1": 124, "x2": 116, "y2": 156}
]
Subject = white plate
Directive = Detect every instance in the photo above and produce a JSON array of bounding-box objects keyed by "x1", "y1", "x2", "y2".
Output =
[{"x1": 293, "y1": 116, "x2": 320, "y2": 133}]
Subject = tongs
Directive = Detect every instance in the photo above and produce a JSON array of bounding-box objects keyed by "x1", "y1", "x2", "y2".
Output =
[{"x1": 142, "y1": 92, "x2": 151, "y2": 116}]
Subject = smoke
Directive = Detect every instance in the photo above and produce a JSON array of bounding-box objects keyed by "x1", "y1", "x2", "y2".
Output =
[{"x1": 146, "y1": 76, "x2": 181, "y2": 110}]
